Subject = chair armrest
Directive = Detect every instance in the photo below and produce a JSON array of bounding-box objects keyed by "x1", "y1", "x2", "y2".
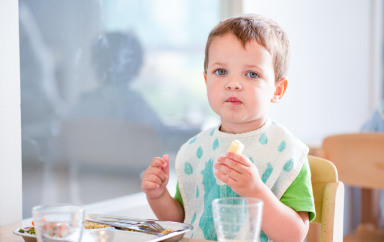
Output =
[{"x1": 321, "y1": 181, "x2": 344, "y2": 242}]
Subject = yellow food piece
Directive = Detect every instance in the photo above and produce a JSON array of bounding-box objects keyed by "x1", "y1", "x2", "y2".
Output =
[
  {"x1": 161, "y1": 228, "x2": 174, "y2": 234},
  {"x1": 84, "y1": 221, "x2": 110, "y2": 229},
  {"x1": 227, "y1": 139, "x2": 244, "y2": 154}
]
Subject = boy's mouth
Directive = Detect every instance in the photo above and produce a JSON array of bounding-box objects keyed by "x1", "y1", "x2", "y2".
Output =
[{"x1": 226, "y1": 97, "x2": 242, "y2": 105}]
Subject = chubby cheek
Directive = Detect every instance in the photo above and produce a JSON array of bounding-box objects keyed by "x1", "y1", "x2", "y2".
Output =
[
  {"x1": 206, "y1": 86, "x2": 217, "y2": 106},
  {"x1": 206, "y1": 84, "x2": 222, "y2": 110},
  {"x1": 251, "y1": 91, "x2": 272, "y2": 114}
]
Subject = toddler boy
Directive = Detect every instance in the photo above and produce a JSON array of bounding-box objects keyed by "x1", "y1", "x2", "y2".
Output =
[{"x1": 141, "y1": 14, "x2": 315, "y2": 241}]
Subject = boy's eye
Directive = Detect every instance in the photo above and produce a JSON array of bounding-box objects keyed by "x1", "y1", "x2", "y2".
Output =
[
  {"x1": 215, "y1": 69, "x2": 227, "y2": 75},
  {"x1": 246, "y1": 72, "x2": 259, "y2": 78}
]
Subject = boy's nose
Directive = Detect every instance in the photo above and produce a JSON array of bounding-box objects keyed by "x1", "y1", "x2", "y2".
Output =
[{"x1": 225, "y1": 80, "x2": 242, "y2": 90}]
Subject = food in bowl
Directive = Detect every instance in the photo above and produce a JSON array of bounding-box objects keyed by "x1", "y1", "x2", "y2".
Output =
[{"x1": 84, "y1": 221, "x2": 110, "y2": 229}]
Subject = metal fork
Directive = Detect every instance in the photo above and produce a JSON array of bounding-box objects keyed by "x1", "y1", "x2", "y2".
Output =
[
  {"x1": 86, "y1": 219, "x2": 160, "y2": 235},
  {"x1": 99, "y1": 217, "x2": 166, "y2": 233},
  {"x1": 145, "y1": 220, "x2": 166, "y2": 233}
]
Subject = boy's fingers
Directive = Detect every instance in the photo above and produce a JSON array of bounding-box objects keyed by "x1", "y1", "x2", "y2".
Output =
[
  {"x1": 214, "y1": 162, "x2": 236, "y2": 175},
  {"x1": 151, "y1": 156, "x2": 167, "y2": 167},
  {"x1": 162, "y1": 155, "x2": 170, "y2": 168},
  {"x1": 143, "y1": 173, "x2": 165, "y2": 184},
  {"x1": 214, "y1": 170, "x2": 228, "y2": 183},
  {"x1": 214, "y1": 162, "x2": 240, "y2": 181},
  {"x1": 214, "y1": 170, "x2": 238, "y2": 184},
  {"x1": 146, "y1": 167, "x2": 167, "y2": 182},
  {"x1": 217, "y1": 157, "x2": 244, "y2": 174},
  {"x1": 142, "y1": 180, "x2": 160, "y2": 190},
  {"x1": 222, "y1": 153, "x2": 251, "y2": 167},
  {"x1": 142, "y1": 155, "x2": 170, "y2": 197},
  {"x1": 162, "y1": 154, "x2": 170, "y2": 163},
  {"x1": 160, "y1": 154, "x2": 170, "y2": 173}
]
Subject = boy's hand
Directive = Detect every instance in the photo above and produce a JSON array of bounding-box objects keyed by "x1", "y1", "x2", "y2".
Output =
[
  {"x1": 214, "y1": 152, "x2": 264, "y2": 197},
  {"x1": 141, "y1": 154, "x2": 170, "y2": 199}
]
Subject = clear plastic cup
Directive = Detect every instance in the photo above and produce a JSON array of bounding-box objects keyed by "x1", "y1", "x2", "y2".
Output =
[
  {"x1": 212, "y1": 197, "x2": 263, "y2": 242},
  {"x1": 32, "y1": 204, "x2": 85, "y2": 242}
]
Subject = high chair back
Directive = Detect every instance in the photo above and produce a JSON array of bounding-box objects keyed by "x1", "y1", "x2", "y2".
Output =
[
  {"x1": 307, "y1": 155, "x2": 344, "y2": 242},
  {"x1": 321, "y1": 133, "x2": 384, "y2": 241}
]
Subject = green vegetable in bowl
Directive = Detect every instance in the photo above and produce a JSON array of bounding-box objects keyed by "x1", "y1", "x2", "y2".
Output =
[{"x1": 18, "y1": 226, "x2": 35, "y2": 235}]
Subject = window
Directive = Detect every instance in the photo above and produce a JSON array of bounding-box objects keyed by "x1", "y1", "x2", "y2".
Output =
[{"x1": 20, "y1": 0, "x2": 222, "y2": 218}]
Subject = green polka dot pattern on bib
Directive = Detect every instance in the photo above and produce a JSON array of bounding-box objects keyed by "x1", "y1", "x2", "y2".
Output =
[
  {"x1": 212, "y1": 138, "x2": 219, "y2": 150},
  {"x1": 184, "y1": 162, "x2": 193, "y2": 175},
  {"x1": 189, "y1": 136, "x2": 197, "y2": 144},
  {"x1": 278, "y1": 140, "x2": 286, "y2": 152},
  {"x1": 199, "y1": 158, "x2": 219, "y2": 240},
  {"x1": 210, "y1": 128, "x2": 215, "y2": 136},
  {"x1": 198, "y1": 158, "x2": 240, "y2": 240},
  {"x1": 191, "y1": 212, "x2": 197, "y2": 224},
  {"x1": 261, "y1": 162, "x2": 273, "y2": 183},
  {"x1": 249, "y1": 157, "x2": 255, "y2": 164},
  {"x1": 196, "y1": 146, "x2": 203, "y2": 159},
  {"x1": 259, "y1": 132, "x2": 268, "y2": 145},
  {"x1": 196, "y1": 185, "x2": 200, "y2": 198},
  {"x1": 283, "y1": 159, "x2": 294, "y2": 172}
]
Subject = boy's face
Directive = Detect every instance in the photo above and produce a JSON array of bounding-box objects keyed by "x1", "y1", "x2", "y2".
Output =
[{"x1": 204, "y1": 33, "x2": 286, "y2": 133}]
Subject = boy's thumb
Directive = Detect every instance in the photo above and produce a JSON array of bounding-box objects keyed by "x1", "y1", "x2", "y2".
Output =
[{"x1": 161, "y1": 154, "x2": 170, "y2": 170}]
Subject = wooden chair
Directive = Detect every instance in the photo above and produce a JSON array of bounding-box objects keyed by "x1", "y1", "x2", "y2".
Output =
[
  {"x1": 321, "y1": 133, "x2": 384, "y2": 241},
  {"x1": 306, "y1": 155, "x2": 344, "y2": 242}
]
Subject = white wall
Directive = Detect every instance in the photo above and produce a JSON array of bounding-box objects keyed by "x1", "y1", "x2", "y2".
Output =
[
  {"x1": 244, "y1": 0, "x2": 382, "y2": 146},
  {"x1": 0, "y1": 0, "x2": 22, "y2": 225}
]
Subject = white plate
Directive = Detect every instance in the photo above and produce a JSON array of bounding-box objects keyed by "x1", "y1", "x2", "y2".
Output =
[
  {"x1": 14, "y1": 215, "x2": 193, "y2": 242},
  {"x1": 13, "y1": 227, "x2": 36, "y2": 242},
  {"x1": 84, "y1": 214, "x2": 193, "y2": 242}
]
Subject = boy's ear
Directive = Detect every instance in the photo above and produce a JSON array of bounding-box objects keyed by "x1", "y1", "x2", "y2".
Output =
[
  {"x1": 271, "y1": 78, "x2": 288, "y2": 103},
  {"x1": 204, "y1": 72, "x2": 207, "y2": 84}
]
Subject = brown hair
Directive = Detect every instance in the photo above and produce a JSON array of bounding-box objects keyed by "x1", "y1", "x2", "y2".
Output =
[{"x1": 204, "y1": 14, "x2": 290, "y2": 82}]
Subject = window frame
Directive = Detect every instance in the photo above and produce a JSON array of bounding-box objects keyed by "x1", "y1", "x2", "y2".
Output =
[{"x1": 0, "y1": 0, "x2": 22, "y2": 226}]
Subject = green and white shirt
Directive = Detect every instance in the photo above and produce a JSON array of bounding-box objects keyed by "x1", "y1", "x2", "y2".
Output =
[{"x1": 174, "y1": 119, "x2": 315, "y2": 241}]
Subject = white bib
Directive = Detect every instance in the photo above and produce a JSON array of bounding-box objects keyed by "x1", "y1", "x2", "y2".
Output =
[{"x1": 175, "y1": 119, "x2": 308, "y2": 241}]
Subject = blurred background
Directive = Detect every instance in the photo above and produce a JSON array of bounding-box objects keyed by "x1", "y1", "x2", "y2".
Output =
[
  {"x1": 15, "y1": 0, "x2": 383, "y2": 235},
  {"x1": 19, "y1": 0, "x2": 220, "y2": 219}
]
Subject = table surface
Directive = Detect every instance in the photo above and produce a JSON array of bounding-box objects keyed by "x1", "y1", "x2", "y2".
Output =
[{"x1": 0, "y1": 221, "x2": 211, "y2": 242}]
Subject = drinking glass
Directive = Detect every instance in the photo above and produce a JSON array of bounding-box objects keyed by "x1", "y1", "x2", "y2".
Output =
[
  {"x1": 32, "y1": 204, "x2": 85, "y2": 242},
  {"x1": 212, "y1": 197, "x2": 263, "y2": 242}
]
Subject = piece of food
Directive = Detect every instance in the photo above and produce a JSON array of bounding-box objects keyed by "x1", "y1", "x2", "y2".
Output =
[
  {"x1": 227, "y1": 139, "x2": 244, "y2": 154},
  {"x1": 214, "y1": 140, "x2": 245, "y2": 186},
  {"x1": 84, "y1": 221, "x2": 110, "y2": 229},
  {"x1": 161, "y1": 228, "x2": 174, "y2": 234}
]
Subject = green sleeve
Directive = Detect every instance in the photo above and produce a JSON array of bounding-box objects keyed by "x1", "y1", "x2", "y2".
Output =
[
  {"x1": 280, "y1": 158, "x2": 316, "y2": 222},
  {"x1": 174, "y1": 182, "x2": 184, "y2": 209}
]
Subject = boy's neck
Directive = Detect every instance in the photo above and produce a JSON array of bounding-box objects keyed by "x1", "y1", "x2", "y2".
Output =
[{"x1": 219, "y1": 117, "x2": 268, "y2": 134}]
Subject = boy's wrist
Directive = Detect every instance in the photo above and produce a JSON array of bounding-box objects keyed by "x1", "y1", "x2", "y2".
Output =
[
  {"x1": 248, "y1": 182, "x2": 271, "y2": 199},
  {"x1": 146, "y1": 188, "x2": 170, "y2": 202}
]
